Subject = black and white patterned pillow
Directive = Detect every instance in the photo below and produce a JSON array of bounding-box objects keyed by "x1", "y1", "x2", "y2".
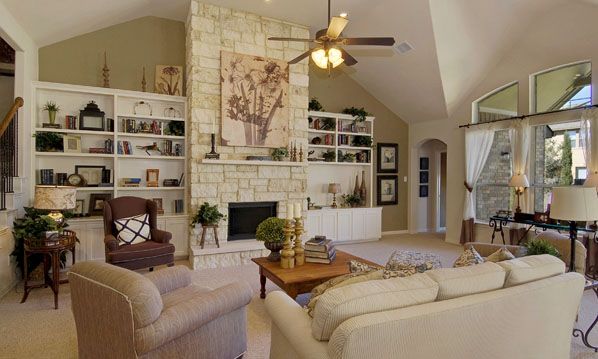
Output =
[{"x1": 114, "y1": 213, "x2": 151, "y2": 245}]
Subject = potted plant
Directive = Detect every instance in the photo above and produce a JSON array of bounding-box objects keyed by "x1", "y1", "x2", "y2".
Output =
[
  {"x1": 343, "y1": 153, "x2": 356, "y2": 163},
  {"x1": 352, "y1": 135, "x2": 373, "y2": 148},
  {"x1": 271, "y1": 147, "x2": 289, "y2": 161},
  {"x1": 256, "y1": 217, "x2": 286, "y2": 261},
  {"x1": 191, "y1": 202, "x2": 225, "y2": 227},
  {"x1": 342, "y1": 107, "x2": 370, "y2": 123},
  {"x1": 342, "y1": 193, "x2": 362, "y2": 208},
  {"x1": 34, "y1": 132, "x2": 63, "y2": 152},
  {"x1": 323, "y1": 150, "x2": 336, "y2": 162},
  {"x1": 524, "y1": 238, "x2": 561, "y2": 258},
  {"x1": 43, "y1": 101, "x2": 60, "y2": 126},
  {"x1": 309, "y1": 97, "x2": 324, "y2": 112},
  {"x1": 320, "y1": 118, "x2": 336, "y2": 131}
]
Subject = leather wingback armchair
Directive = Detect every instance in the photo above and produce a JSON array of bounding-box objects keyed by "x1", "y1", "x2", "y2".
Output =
[
  {"x1": 69, "y1": 261, "x2": 253, "y2": 359},
  {"x1": 103, "y1": 196, "x2": 175, "y2": 270}
]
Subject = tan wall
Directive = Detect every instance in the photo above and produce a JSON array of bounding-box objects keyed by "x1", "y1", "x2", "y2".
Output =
[
  {"x1": 309, "y1": 65, "x2": 409, "y2": 232},
  {"x1": 39, "y1": 16, "x2": 185, "y2": 93}
]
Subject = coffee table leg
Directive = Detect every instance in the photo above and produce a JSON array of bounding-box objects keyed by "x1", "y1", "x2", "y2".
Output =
[{"x1": 259, "y1": 273, "x2": 266, "y2": 299}]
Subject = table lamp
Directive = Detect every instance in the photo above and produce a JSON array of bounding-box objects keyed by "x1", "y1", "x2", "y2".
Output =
[
  {"x1": 328, "y1": 183, "x2": 341, "y2": 208},
  {"x1": 509, "y1": 173, "x2": 529, "y2": 213},
  {"x1": 34, "y1": 185, "x2": 77, "y2": 224},
  {"x1": 550, "y1": 186, "x2": 598, "y2": 271}
]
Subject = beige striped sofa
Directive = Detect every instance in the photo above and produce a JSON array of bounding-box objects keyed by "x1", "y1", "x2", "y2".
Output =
[
  {"x1": 266, "y1": 254, "x2": 585, "y2": 359},
  {"x1": 69, "y1": 261, "x2": 253, "y2": 359}
]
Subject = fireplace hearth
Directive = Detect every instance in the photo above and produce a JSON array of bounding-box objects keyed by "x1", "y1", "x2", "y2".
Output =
[{"x1": 228, "y1": 202, "x2": 277, "y2": 241}]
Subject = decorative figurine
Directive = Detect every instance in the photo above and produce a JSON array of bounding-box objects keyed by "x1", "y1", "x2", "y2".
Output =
[
  {"x1": 102, "y1": 51, "x2": 110, "y2": 88},
  {"x1": 141, "y1": 66, "x2": 147, "y2": 92}
]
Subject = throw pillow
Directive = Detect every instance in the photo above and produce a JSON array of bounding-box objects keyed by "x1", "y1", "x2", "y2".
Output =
[
  {"x1": 114, "y1": 213, "x2": 151, "y2": 245},
  {"x1": 486, "y1": 247, "x2": 516, "y2": 263},
  {"x1": 383, "y1": 250, "x2": 441, "y2": 279},
  {"x1": 453, "y1": 247, "x2": 484, "y2": 268},
  {"x1": 349, "y1": 259, "x2": 381, "y2": 273}
]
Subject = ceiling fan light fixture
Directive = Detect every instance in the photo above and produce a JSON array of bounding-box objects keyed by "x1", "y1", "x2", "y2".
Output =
[
  {"x1": 328, "y1": 47, "x2": 344, "y2": 68},
  {"x1": 339, "y1": 12, "x2": 348, "y2": 18},
  {"x1": 311, "y1": 49, "x2": 328, "y2": 69}
]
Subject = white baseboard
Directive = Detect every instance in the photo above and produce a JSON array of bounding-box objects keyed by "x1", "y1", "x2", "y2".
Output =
[
  {"x1": 382, "y1": 230, "x2": 409, "y2": 236},
  {"x1": 0, "y1": 279, "x2": 17, "y2": 299}
]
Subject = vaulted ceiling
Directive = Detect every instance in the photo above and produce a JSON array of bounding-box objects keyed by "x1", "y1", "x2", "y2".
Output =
[{"x1": 1, "y1": 0, "x2": 596, "y2": 123}]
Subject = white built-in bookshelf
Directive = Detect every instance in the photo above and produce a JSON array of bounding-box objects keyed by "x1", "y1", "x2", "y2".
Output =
[{"x1": 30, "y1": 81, "x2": 188, "y2": 218}]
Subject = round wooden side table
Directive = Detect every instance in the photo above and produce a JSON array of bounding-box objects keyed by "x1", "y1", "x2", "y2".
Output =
[{"x1": 20, "y1": 229, "x2": 77, "y2": 309}]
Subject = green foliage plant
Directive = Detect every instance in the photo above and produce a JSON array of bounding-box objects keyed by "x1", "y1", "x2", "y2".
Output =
[
  {"x1": 342, "y1": 107, "x2": 370, "y2": 122},
  {"x1": 342, "y1": 193, "x2": 362, "y2": 207},
  {"x1": 167, "y1": 121, "x2": 185, "y2": 136},
  {"x1": 309, "y1": 97, "x2": 324, "y2": 112},
  {"x1": 271, "y1": 147, "x2": 289, "y2": 161},
  {"x1": 34, "y1": 132, "x2": 63, "y2": 152},
  {"x1": 42, "y1": 101, "x2": 60, "y2": 112},
  {"x1": 191, "y1": 202, "x2": 225, "y2": 226},
  {"x1": 342, "y1": 152, "x2": 356, "y2": 162},
  {"x1": 323, "y1": 150, "x2": 336, "y2": 162},
  {"x1": 320, "y1": 118, "x2": 335, "y2": 131},
  {"x1": 255, "y1": 217, "x2": 285, "y2": 243},
  {"x1": 524, "y1": 238, "x2": 561, "y2": 258},
  {"x1": 352, "y1": 135, "x2": 373, "y2": 148}
]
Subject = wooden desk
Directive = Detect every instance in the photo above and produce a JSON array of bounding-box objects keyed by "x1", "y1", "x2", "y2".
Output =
[{"x1": 252, "y1": 250, "x2": 380, "y2": 299}]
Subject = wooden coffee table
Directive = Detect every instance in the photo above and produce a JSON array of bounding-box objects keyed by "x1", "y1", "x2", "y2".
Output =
[{"x1": 252, "y1": 250, "x2": 380, "y2": 299}]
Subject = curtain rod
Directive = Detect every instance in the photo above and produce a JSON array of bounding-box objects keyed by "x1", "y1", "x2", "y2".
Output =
[{"x1": 459, "y1": 103, "x2": 598, "y2": 129}]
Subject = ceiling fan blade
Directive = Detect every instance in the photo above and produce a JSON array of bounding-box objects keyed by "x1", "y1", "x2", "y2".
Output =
[
  {"x1": 326, "y1": 16, "x2": 349, "y2": 39},
  {"x1": 340, "y1": 48, "x2": 358, "y2": 66},
  {"x1": 340, "y1": 37, "x2": 396, "y2": 46},
  {"x1": 288, "y1": 49, "x2": 313, "y2": 64},
  {"x1": 268, "y1": 37, "x2": 316, "y2": 42}
]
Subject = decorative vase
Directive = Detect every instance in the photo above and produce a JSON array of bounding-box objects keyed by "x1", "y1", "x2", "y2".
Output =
[
  {"x1": 48, "y1": 110, "x2": 57, "y2": 125},
  {"x1": 360, "y1": 170, "x2": 367, "y2": 206},
  {"x1": 265, "y1": 241, "x2": 284, "y2": 262},
  {"x1": 354, "y1": 175, "x2": 360, "y2": 196}
]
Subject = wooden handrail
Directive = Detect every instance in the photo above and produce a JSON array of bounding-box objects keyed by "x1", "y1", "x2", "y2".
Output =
[{"x1": 0, "y1": 97, "x2": 23, "y2": 138}]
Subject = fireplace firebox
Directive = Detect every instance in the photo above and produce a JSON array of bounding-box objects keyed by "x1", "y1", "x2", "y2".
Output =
[{"x1": 228, "y1": 202, "x2": 277, "y2": 241}]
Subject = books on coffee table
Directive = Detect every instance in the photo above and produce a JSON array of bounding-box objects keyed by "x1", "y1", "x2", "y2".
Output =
[{"x1": 305, "y1": 236, "x2": 336, "y2": 264}]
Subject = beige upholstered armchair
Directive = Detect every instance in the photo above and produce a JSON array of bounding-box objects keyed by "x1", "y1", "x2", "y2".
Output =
[{"x1": 69, "y1": 261, "x2": 253, "y2": 359}]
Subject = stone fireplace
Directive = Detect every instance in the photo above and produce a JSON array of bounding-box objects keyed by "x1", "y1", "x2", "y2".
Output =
[
  {"x1": 228, "y1": 202, "x2": 277, "y2": 241},
  {"x1": 186, "y1": 2, "x2": 309, "y2": 269}
]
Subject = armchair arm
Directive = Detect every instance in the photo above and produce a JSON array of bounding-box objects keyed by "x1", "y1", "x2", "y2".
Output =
[
  {"x1": 265, "y1": 291, "x2": 329, "y2": 359},
  {"x1": 134, "y1": 281, "x2": 253, "y2": 354},
  {"x1": 151, "y1": 228, "x2": 172, "y2": 243},
  {"x1": 144, "y1": 265, "x2": 191, "y2": 295},
  {"x1": 104, "y1": 234, "x2": 119, "y2": 252}
]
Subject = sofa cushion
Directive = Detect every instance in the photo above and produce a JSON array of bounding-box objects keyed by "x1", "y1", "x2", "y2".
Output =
[
  {"x1": 311, "y1": 273, "x2": 438, "y2": 341},
  {"x1": 453, "y1": 247, "x2": 485, "y2": 267},
  {"x1": 497, "y1": 254, "x2": 565, "y2": 287},
  {"x1": 486, "y1": 247, "x2": 516, "y2": 262},
  {"x1": 383, "y1": 250, "x2": 441, "y2": 279},
  {"x1": 108, "y1": 241, "x2": 175, "y2": 263},
  {"x1": 426, "y1": 262, "x2": 506, "y2": 300},
  {"x1": 115, "y1": 213, "x2": 151, "y2": 245}
]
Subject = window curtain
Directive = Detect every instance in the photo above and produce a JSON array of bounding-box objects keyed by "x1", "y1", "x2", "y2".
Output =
[
  {"x1": 461, "y1": 128, "x2": 495, "y2": 244},
  {"x1": 509, "y1": 119, "x2": 531, "y2": 212},
  {"x1": 580, "y1": 108, "x2": 598, "y2": 181}
]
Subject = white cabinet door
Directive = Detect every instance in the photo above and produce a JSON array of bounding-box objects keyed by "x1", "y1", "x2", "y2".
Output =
[
  {"x1": 87, "y1": 221, "x2": 106, "y2": 261},
  {"x1": 306, "y1": 212, "x2": 322, "y2": 239},
  {"x1": 351, "y1": 210, "x2": 366, "y2": 241},
  {"x1": 337, "y1": 210, "x2": 352, "y2": 241},
  {"x1": 321, "y1": 211, "x2": 338, "y2": 240},
  {"x1": 164, "y1": 217, "x2": 189, "y2": 257},
  {"x1": 364, "y1": 209, "x2": 382, "y2": 240}
]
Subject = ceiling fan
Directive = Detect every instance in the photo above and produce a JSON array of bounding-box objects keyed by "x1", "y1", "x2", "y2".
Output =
[{"x1": 268, "y1": 0, "x2": 396, "y2": 70}]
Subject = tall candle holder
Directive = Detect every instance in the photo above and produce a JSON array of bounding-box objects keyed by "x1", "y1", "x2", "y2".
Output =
[
  {"x1": 205, "y1": 133, "x2": 220, "y2": 159},
  {"x1": 293, "y1": 217, "x2": 305, "y2": 266},
  {"x1": 280, "y1": 219, "x2": 295, "y2": 269}
]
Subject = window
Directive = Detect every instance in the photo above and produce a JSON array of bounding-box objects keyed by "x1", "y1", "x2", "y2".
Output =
[
  {"x1": 534, "y1": 61, "x2": 592, "y2": 113},
  {"x1": 472, "y1": 83, "x2": 518, "y2": 220}
]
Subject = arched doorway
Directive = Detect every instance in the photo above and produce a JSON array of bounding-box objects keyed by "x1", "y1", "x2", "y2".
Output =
[{"x1": 414, "y1": 139, "x2": 447, "y2": 233}]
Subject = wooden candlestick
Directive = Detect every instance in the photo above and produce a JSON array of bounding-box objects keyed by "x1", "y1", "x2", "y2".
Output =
[
  {"x1": 299, "y1": 145, "x2": 303, "y2": 162},
  {"x1": 280, "y1": 219, "x2": 295, "y2": 269},
  {"x1": 293, "y1": 217, "x2": 305, "y2": 266}
]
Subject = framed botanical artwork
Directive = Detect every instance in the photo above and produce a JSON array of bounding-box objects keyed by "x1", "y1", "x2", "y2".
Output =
[
  {"x1": 88, "y1": 193, "x2": 111, "y2": 216},
  {"x1": 419, "y1": 171, "x2": 429, "y2": 184},
  {"x1": 63, "y1": 135, "x2": 81, "y2": 153},
  {"x1": 146, "y1": 169, "x2": 159, "y2": 187},
  {"x1": 75, "y1": 165, "x2": 106, "y2": 186},
  {"x1": 377, "y1": 143, "x2": 398, "y2": 173},
  {"x1": 419, "y1": 185, "x2": 429, "y2": 198},
  {"x1": 221, "y1": 51, "x2": 289, "y2": 147},
  {"x1": 75, "y1": 199, "x2": 85, "y2": 215},
  {"x1": 377, "y1": 175, "x2": 398, "y2": 205},
  {"x1": 420, "y1": 157, "x2": 429, "y2": 170},
  {"x1": 155, "y1": 65, "x2": 183, "y2": 96}
]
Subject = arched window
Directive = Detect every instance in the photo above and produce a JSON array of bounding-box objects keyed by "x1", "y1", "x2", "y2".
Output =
[
  {"x1": 472, "y1": 82, "x2": 518, "y2": 124},
  {"x1": 532, "y1": 61, "x2": 591, "y2": 113}
]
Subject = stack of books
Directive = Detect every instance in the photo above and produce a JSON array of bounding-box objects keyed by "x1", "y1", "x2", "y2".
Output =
[
  {"x1": 121, "y1": 178, "x2": 141, "y2": 187},
  {"x1": 305, "y1": 236, "x2": 336, "y2": 264},
  {"x1": 39, "y1": 169, "x2": 54, "y2": 185}
]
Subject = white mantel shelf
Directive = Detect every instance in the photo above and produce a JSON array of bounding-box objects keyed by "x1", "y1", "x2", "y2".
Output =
[{"x1": 200, "y1": 159, "x2": 307, "y2": 166}]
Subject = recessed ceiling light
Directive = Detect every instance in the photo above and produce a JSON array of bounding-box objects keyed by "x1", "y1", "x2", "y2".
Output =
[
  {"x1": 339, "y1": 12, "x2": 348, "y2": 18},
  {"x1": 393, "y1": 41, "x2": 413, "y2": 54}
]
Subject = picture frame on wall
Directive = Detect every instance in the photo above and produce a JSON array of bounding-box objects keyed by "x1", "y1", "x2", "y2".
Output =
[
  {"x1": 377, "y1": 175, "x2": 398, "y2": 205},
  {"x1": 419, "y1": 185, "x2": 429, "y2": 198},
  {"x1": 376, "y1": 143, "x2": 398, "y2": 173},
  {"x1": 419, "y1": 171, "x2": 429, "y2": 184},
  {"x1": 420, "y1": 157, "x2": 429, "y2": 170},
  {"x1": 88, "y1": 193, "x2": 112, "y2": 216},
  {"x1": 75, "y1": 165, "x2": 106, "y2": 187}
]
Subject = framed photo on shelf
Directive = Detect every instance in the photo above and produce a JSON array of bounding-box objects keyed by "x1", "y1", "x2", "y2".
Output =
[
  {"x1": 63, "y1": 135, "x2": 81, "y2": 153},
  {"x1": 75, "y1": 165, "x2": 106, "y2": 186},
  {"x1": 152, "y1": 198, "x2": 164, "y2": 215},
  {"x1": 377, "y1": 175, "x2": 398, "y2": 205},
  {"x1": 88, "y1": 193, "x2": 111, "y2": 216},
  {"x1": 420, "y1": 157, "x2": 429, "y2": 170},
  {"x1": 146, "y1": 169, "x2": 160, "y2": 187},
  {"x1": 376, "y1": 143, "x2": 398, "y2": 173},
  {"x1": 419, "y1": 185, "x2": 429, "y2": 198},
  {"x1": 419, "y1": 171, "x2": 429, "y2": 184}
]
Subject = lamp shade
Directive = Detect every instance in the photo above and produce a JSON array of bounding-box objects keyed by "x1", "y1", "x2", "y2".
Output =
[
  {"x1": 34, "y1": 185, "x2": 77, "y2": 211},
  {"x1": 550, "y1": 186, "x2": 598, "y2": 221},
  {"x1": 508, "y1": 174, "x2": 529, "y2": 188},
  {"x1": 328, "y1": 183, "x2": 341, "y2": 194},
  {"x1": 584, "y1": 172, "x2": 598, "y2": 188}
]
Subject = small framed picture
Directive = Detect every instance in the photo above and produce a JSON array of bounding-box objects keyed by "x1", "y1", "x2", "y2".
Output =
[
  {"x1": 377, "y1": 143, "x2": 398, "y2": 173},
  {"x1": 420, "y1": 157, "x2": 429, "y2": 170},
  {"x1": 75, "y1": 199, "x2": 85, "y2": 215},
  {"x1": 63, "y1": 135, "x2": 81, "y2": 153},
  {"x1": 146, "y1": 169, "x2": 160, "y2": 187},
  {"x1": 88, "y1": 193, "x2": 111, "y2": 216},
  {"x1": 152, "y1": 198, "x2": 164, "y2": 215},
  {"x1": 419, "y1": 171, "x2": 429, "y2": 184},
  {"x1": 377, "y1": 175, "x2": 398, "y2": 205},
  {"x1": 419, "y1": 185, "x2": 429, "y2": 198},
  {"x1": 75, "y1": 165, "x2": 106, "y2": 187}
]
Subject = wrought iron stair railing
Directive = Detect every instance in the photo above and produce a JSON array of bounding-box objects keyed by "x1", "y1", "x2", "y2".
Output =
[{"x1": 0, "y1": 97, "x2": 23, "y2": 210}]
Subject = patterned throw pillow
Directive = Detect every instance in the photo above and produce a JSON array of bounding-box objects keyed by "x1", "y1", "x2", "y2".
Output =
[
  {"x1": 486, "y1": 247, "x2": 516, "y2": 263},
  {"x1": 453, "y1": 247, "x2": 485, "y2": 268},
  {"x1": 383, "y1": 250, "x2": 441, "y2": 279},
  {"x1": 349, "y1": 260, "x2": 382, "y2": 273},
  {"x1": 114, "y1": 213, "x2": 151, "y2": 245}
]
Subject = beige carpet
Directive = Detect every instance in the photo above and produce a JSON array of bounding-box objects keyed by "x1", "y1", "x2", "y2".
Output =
[{"x1": 1, "y1": 233, "x2": 597, "y2": 358}]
